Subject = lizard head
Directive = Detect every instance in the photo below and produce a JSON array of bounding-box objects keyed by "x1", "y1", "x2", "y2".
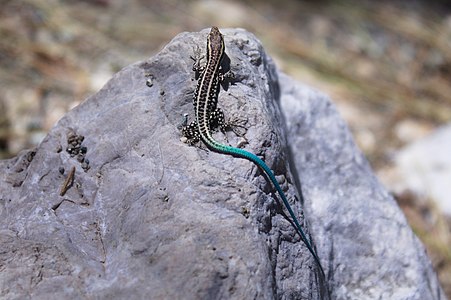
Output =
[{"x1": 207, "y1": 26, "x2": 224, "y2": 54}]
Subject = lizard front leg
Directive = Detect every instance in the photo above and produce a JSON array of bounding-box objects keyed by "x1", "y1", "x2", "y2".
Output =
[{"x1": 190, "y1": 45, "x2": 205, "y2": 80}]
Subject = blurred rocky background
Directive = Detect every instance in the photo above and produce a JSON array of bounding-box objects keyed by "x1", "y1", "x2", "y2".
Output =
[{"x1": 0, "y1": 0, "x2": 450, "y2": 297}]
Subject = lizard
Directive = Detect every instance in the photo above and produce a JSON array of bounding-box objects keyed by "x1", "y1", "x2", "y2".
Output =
[{"x1": 182, "y1": 26, "x2": 325, "y2": 278}]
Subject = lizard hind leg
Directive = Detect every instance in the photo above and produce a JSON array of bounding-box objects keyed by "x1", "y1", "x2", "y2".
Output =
[
  {"x1": 209, "y1": 108, "x2": 248, "y2": 146},
  {"x1": 208, "y1": 108, "x2": 227, "y2": 134},
  {"x1": 226, "y1": 115, "x2": 248, "y2": 138},
  {"x1": 180, "y1": 114, "x2": 200, "y2": 145}
]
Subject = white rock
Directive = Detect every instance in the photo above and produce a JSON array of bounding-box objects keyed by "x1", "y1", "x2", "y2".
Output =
[{"x1": 397, "y1": 124, "x2": 451, "y2": 215}]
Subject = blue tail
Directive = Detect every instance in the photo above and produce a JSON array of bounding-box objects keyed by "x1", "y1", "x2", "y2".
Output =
[{"x1": 208, "y1": 140, "x2": 325, "y2": 277}]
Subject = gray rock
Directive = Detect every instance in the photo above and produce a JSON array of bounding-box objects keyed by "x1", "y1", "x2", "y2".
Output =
[
  {"x1": 280, "y1": 74, "x2": 445, "y2": 300},
  {"x1": 0, "y1": 28, "x2": 444, "y2": 299}
]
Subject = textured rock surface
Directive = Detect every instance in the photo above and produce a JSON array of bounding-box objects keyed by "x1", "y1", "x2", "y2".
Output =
[
  {"x1": 280, "y1": 74, "x2": 445, "y2": 300},
  {"x1": 0, "y1": 28, "x2": 444, "y2": 299}
]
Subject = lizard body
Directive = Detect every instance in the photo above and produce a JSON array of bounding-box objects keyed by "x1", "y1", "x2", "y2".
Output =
[{"x1": 182, "y1": 27, "x2": 324, "y2": 277}]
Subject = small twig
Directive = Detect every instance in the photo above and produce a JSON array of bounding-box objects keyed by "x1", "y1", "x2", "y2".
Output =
[{"x1": 59, "y1": 166, "x2": 75, "y2": 196}]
